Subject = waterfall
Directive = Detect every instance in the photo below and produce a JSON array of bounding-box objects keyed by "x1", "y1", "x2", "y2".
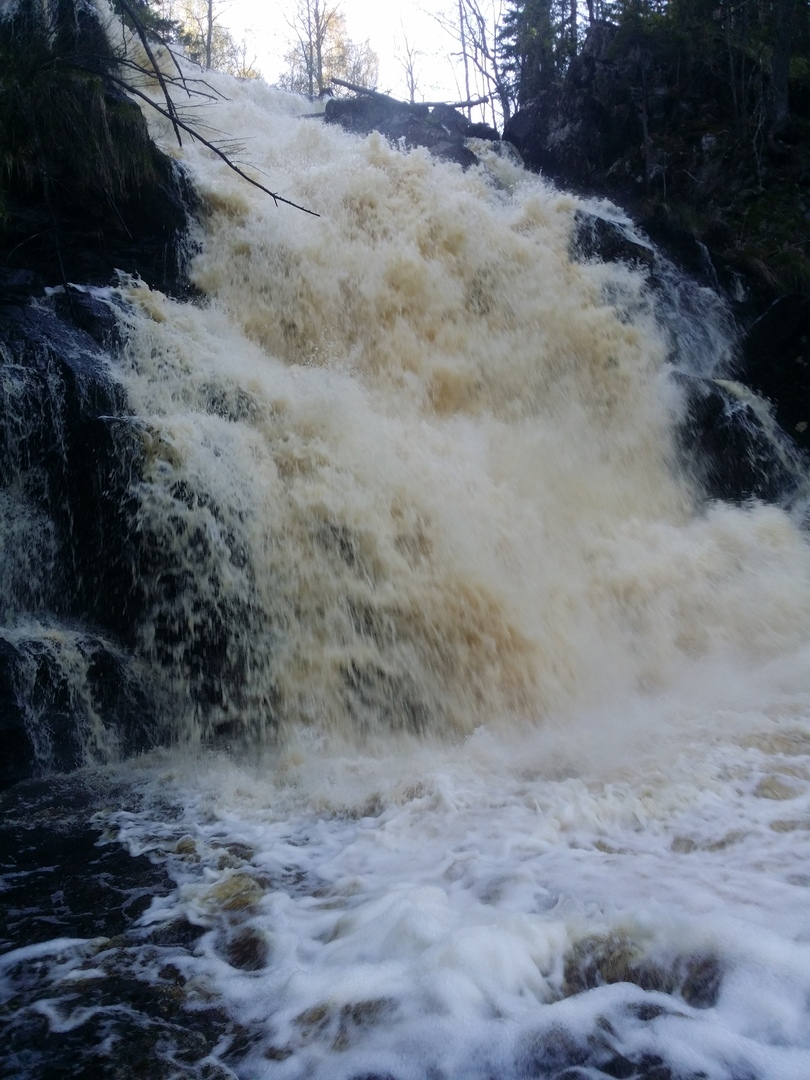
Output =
[
  {"x1": 3, "y1": 51, "x2": 810, "y2": 1080},
  {"x1": 103, "y1": 77, "x2": 809, "y2": 751}
]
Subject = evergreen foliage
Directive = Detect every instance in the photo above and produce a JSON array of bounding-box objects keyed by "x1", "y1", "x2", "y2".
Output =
[
  {"x1": 498, "y1": 0, "x2": 810, "y2": 136},
  {"x1": 499, "y1": 0, "x2": 576, "y2": 104},
  {"x1": 498, "y1": 0, "x2": 809, "y2": 294}
]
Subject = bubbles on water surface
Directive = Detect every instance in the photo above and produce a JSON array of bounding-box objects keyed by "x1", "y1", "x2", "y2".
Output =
[{"x1": 4, "y1": 54, "x2": 810, "y2": 1080}]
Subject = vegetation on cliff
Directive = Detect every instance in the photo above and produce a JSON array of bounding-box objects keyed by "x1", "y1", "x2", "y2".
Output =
[
  {"x1": 0, "y1": 0, "x2": 318, "y2": 293},
  {"x1": 499, "y1": 0, "x2": 810, "y2": 299},
  {"x1": 0, "y1": 0, "x2": 191, "y2": 289}
]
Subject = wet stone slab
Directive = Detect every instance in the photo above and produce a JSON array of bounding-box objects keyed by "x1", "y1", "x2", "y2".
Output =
[{"x1": 0, "y1": 773, "x2": 247, "y2": 1080}]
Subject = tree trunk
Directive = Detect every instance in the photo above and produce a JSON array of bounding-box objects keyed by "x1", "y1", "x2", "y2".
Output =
[
  {"x1": 205, "y1": 0, "x2": 213, "y2": 71},
  {"x1": 458, "y1": 0, "x2": 473, "y2": 118}
]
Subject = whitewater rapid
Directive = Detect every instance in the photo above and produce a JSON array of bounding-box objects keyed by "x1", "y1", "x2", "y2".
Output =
[{"x1": 8, "y1": 28, "x2": 810, "y2": 1078}]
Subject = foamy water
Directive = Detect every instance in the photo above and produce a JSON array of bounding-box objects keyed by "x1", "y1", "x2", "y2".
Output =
[{"x1": 8, "y1": 21, "x2": 810, "y2": 1076}]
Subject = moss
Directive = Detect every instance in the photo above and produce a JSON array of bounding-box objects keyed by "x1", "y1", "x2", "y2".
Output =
[
  {"x1": 0, "y1": 0, "x2": 192, "y2": 289},
  {"x1": 0, "y1": 33, "x2": 162, "y2": 214}
]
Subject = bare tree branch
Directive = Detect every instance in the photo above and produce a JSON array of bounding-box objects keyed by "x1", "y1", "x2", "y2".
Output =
[
  {"x1": 91, "y1": 4, "x2": 321, "y2": 217},
  {"x1": 102, "y1": 73, "x2": 320, "y2": 216}
]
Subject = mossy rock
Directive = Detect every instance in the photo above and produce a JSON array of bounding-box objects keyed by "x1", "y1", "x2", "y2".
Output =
[
  {"x1": 0, "y1": 0, "x2": 193, "y2": 292},
  {"x1": 563, "y1": 931, "x2": 722, "y2": 1008}
]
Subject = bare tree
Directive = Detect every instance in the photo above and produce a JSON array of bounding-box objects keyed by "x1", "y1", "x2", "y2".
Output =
[
  {"x1": 153, "y1": 0, "x2": 257, "y2": 76},
  {"x1": 282, "y1": 0, "x2": 341, "y2": 98},
  {"x1": 102, "y1": 0, "x2": 317, "y2": 213},
  {"x1": 432, "y1": 0, "x2": 512, "y2": 127},
  {"x1": 458, "y1": 0, "x2": 473, "y2": 114},
  {"x1": 396, "y1": 30, "x2": 422, "y2": 103},
  {"x1": 462, "y1": 0, "x2": 512, "y2": 124},
  {"x1": 279, "y1": 1, "x2": 378, "y2": 97},
  {"x1": 230, "y1": 34, "x2": 260, "y2": 80}
]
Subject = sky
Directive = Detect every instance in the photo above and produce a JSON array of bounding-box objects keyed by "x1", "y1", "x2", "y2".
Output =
[{"x1": 219, "y1": 0, "x2": 477, "y2": 105}]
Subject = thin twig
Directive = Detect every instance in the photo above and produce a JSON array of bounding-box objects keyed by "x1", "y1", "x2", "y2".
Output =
[
  {"x1": 104, "y1": 74, "x2": 320, "y2": 216},
  {"x1": 111, "y1": 56, "x2": 221, "y2": 100}
]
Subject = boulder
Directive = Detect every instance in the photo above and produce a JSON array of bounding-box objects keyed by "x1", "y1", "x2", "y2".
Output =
[
  {"x1": 570, "y1": 209, "x2": 655, "y2": 269},
  {"x1": 0, "y1": 632, "x2": 158, "y2": 789},
  {"x1": 674, "y1": 372, "x2": 807, "y2": 506},
  {"x1": 324, "y1": 93, "x2": 498, "y2": 168},
  {"x1": 503, "y1": 22, "x2": 638, "y2": 192}
]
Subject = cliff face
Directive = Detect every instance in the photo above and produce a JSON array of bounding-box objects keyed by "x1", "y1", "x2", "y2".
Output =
[
  {"x1": 0, "y1": 1, "x2": 192, "y2": 300},
  {"x1": 0, "y1": 1, "x2": 196, "y2": 787},
  {"x1": 503, "y1": 20, "x2": 810, "y2": 468},
  {"x1": 503, "y1": 21, "x2": 810, "y2": 312}
]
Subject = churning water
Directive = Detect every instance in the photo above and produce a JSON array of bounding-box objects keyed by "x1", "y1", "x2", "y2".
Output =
[{"x1": 5, "y1": 40, "x2": 810, "y2": 1080}]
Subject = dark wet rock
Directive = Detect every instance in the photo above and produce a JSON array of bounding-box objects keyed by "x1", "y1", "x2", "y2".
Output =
[
  {"x1": 562, "y1": 932, "x2": 722, "y2": 1009},
  {"x1": 289, "y1": 997, "x2": 398, "y2": 1055},
  {"x1": 52, "y1": 287, "x2": 126, "y2": 348},
  {"x1": 0, "y1": 288, "x2": 272, "y2": 785},
  {"x1": 2, "y1": 991, "x2": 242, "y2": 1080},
  {"x1": 677, "y1": 955, "x2": 723, "y2": 1010},
  {"x1": 146, "y1": 918, "x2": 207, "y2": 950},
  {"x1": 598, "y1": 1056, "x2": 637, "y2": 1078},
  {"x1": 624, "y1": 1002, "x2": 670, "y2": 1022},
  {"x1": 0, "y1": 300, "x2": 124, "y2": 483},
  {"x1": 347, "y1": 1074, "x2": 399, "y2": 1080},
  {"x1": 325, "y1": 93, "x2": 498, "y2": 168},
  {"x1": 0, "y1": 774, "x2": 250, "y2": 1080},
  {"x1": 0, "y1": 640, "x2": 32, "y2": 788},
  {"x1": 0, "y1": 633, "x2": 158, "y2": 789},
  {"x1": 739, "y1": 296, "x2": 810, "y2": 453},
  {"x1": 551, "y1": 209, "x2": 810, "y2": 514},
  {"x1": 0, "y1": 65, "x2": 194, "y2": 298},
  {"x1": 503, "y1": 22, "x2": 630, "y2": 192},
  {"x1": 503, "y1": 19, "x2": 810, "y2": 308},
  {"x1": 0, "y1": 297, "x2": 163, "y2": 787},
  {"x1": 0, "y1": 0, "x2": 216, "y2": 785},
  {"x1": 674, "y1": 372, "x2": 808, "y2": 506},
  {"x1": 571, "y1": 210, "x2": 656, "y2": 269},
  {"x1": 220, "y1": 926, "x2": 270, "y2": 971},
  {"x1": 555, "y1": 1057, "x2": 675, "y2": 1080},
  {"x1": 0, "y1": 269, "x2": 45, "y2": 305},
  {"x1": 632, "y1": 1058, "x2": 675, "y2": 1080},
  {"x1": 0, "y1": 775, "x2": 173, "y2": 951},
  {"x1": 517, "y1": 1015, "x2": 685, "y2": 1080},
  {"x1": 517, "y1": 1025, "x2": 589, "y2": 1076}
]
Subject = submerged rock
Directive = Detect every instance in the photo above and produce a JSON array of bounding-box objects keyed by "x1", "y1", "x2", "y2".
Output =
[
  {"x1": 0, "y1": 775, "x2": 245, "y2": 1080},
  {"x1": 570, "y1": 210, "x2": 656, "y2": 269},
  {"x1": 562, "y1": 930, "x2": 722, "y2": 1008}
]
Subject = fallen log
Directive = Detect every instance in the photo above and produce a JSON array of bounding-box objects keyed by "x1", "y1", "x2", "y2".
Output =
[{"x1": 330, "y1": 77, "x2": 488, "y2": 110}]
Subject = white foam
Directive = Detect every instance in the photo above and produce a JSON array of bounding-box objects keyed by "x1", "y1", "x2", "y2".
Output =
[{"x1": 80, "y1": 52, "x2": 810, "y2": 1078}]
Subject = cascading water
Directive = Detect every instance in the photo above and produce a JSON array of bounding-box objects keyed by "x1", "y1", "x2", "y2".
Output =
[{"x1": 3, "y1": 30, "x2": 810, "y2": 1080}]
